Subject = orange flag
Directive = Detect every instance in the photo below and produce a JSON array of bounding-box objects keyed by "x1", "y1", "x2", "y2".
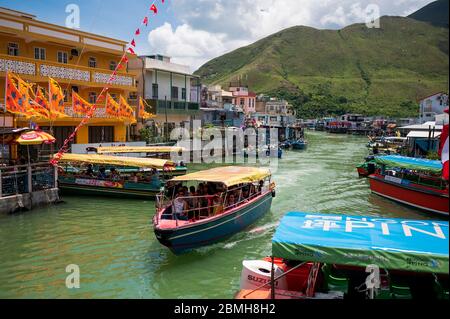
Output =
[
  {"x1": 139, "y1": 97, "x2": 155, "y2": 120},
  {"x1": 5, "y1": 72, "x2": 26, "y2": 114},
  {"x1": 105, "y1": 93, "x2": 120, "y2": 117},
  {"x1": 72, "y1": 91, "x2": 93, "y2": 115},
  {"x1": 119, "y1": 95, "x2": 136, "y2": 123},
  {"x1": 49, "y1": 77, "x2": 66, "y2": 114},
  {"x1": 30, "y1": 86, "x2": 50, "y2": 119}
]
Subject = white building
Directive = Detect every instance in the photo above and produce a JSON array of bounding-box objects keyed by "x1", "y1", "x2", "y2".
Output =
[
  {"x1": 129, "y1": 54, "x2": 201, "y2": 133},
  {"x1": 419, "y1": 92, "x2": 449, "y2": 124}
]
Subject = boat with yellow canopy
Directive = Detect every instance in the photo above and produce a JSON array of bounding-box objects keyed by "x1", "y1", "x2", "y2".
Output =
[
  {"x1": 153, "y1": 166, "x2": 276, "y2": 254},
  {"x1": 56, "y1": 154, "x2": 187, "y2": 199}
]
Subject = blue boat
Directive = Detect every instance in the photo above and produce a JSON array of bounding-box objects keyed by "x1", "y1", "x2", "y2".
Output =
[
  {"x1": 291, "y1": 139, "x2": 308, "y2": 150},
  {"x1": 153, "y1": 166, "x2": 276, "y2": 254}
]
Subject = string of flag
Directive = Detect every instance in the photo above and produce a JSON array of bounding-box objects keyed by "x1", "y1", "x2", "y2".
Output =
[{"x1": 50, "y1": 0, "x2": 166, "y2": 166}]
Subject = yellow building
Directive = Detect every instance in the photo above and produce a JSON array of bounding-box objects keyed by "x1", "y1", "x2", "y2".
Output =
[{"x1": 0, "y1": 7, "x2": 138, "y2": 148}]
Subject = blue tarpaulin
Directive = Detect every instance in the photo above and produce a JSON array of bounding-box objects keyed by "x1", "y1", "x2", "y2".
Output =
[
  {"x1": 374, "y1": 155, "x2": 443, "y2": 173},
  {"x1": 272, "y1": 212, "x2": 449, "y2": 274}
]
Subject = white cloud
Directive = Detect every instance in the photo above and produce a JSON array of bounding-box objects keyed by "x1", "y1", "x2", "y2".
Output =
[{"x1": 148, "y1": 0, "x2": 435, "y2": 70}]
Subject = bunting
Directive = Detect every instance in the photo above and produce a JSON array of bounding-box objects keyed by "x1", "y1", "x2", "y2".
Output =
[
  {"x1": 72, "y1": 91, "x2": 93, "y2": 115},
  {"x1": 4, "y1": 72, "x2": 27, "y2": 114},
  {"x1": 51, "y1": 0, "x2": 168, "y2": 166}
]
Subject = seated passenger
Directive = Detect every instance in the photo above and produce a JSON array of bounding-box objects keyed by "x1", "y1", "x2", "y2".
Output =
[
  {"x1": 98, "y1": 167, "x2": 107, "y2": 179},
  {"x1": 84, "y1": 164, "x2": 94, "y2": 177},
  {"x1": 226, "y1": 193, "x2": 237, "y2": 209},
  {"x1": 110, "y1": 168, "x2": 121, "y2": 181},
  {"x1": 173, "y1": 190, "x2": 189, "y2": 221},
  {"x1": 129, "y1": 172, "x2": 138, "y2": 183}
]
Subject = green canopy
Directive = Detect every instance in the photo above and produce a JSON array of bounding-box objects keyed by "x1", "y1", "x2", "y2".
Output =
[{"x1": 375, "y1": 155, "x2": 442, "y2": 174}]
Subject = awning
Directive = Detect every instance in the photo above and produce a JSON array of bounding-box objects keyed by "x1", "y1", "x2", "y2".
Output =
[
  {"x1": 374, "y1": 155, "x2": 442, "y2": 173},
  {"x1": 169, "y1": 166, "x2": 271, "y2": 187},
  {"x1": 96, "y1": 146, "x2": 185, "y2": 154},
  {"x1": 57, "y1": 153, "x2": 174, "y2": 169},
  {"x1": 272, "y1": 212, "x2": 449, "y2": 274},
  {"x1": 407, "y1": 130, "x2": 441, "y2": 138},
  {"x1": 15, "y1": 130, "x2": 56, "y2": 145}
]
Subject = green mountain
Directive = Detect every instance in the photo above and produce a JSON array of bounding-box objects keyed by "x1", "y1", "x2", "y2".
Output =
[
  {"x1": 408, "y1": 0, "x2": 449, "y2": 28},
  {"x1": 195, "y1": 16, "x2": 449, "y2": 118}
]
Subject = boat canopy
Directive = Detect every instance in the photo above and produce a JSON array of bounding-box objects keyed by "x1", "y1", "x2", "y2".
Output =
[
  {"x1": 374, "y1": 155, "x2": 442, "y2": 173},
  {"x1": 96, "y1": 146, "x2": 185, "y2": 154},
  {"x1": 272, "y1": 212, "x2": 449, "y2": 274},
  {"x1": 169, "y1": 166, "x2": 271, "y2": 187},
  {"x1": 57, "y1": 154, "x2": 175, "y2": 169}
]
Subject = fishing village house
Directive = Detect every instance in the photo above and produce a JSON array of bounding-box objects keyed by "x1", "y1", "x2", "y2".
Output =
[
  {"x1": 229, "y1": 84, "x2": 256, "y2": 115},
  {"x1": 200, "y1": 84, "x2": 244, "y2": 128},
  {"x1": 252, "y1": 95, "x2": 301, "y2": 141},
  {"x1": 419, "y1": 92, "x2": 449, "y2": 124},
  {"x1": 0, "y1": 7, "x2": 139, "y2": 150},
  {"x1": 128, "y1": 54, "x2": 201, "y2": 140}
]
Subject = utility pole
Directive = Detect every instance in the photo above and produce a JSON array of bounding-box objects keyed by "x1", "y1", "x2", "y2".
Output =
[{"x1": 164, "y1": 95, "x2": 169, "y2": 143}]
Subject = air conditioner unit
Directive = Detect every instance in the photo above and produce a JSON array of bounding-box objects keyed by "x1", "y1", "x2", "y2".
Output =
[{"x1": 71, "y1": 49, "x2": 79, "y2": 56}]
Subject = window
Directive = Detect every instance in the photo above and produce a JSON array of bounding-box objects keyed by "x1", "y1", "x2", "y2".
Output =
[
  {"x1": 240, "y1": 98, "x2": 245, "y2": 106},
  {"x1": 57, "y1": 51, "x2": 68, "y2": 64},
  {"x1": 182, "y1": 88, "x2": 187, "y2": 100},
  {"x1": 7, "y1": 43, "x2": 19, "y2": 56},
  {"x1": 110, "y1": 93, "x2": 118, "y2": 102},
  {"x1": 63, "y1": 89, "x2": 69, "y2": 102},
  {"x1": 270, "y1": 116, "x2": 277, "y2": 122},
  {"x1": 88, "y1": 57, "x2": 97, "y2": 68},
  {"x1": 152, "y1": 84, "x2": 159, "y2": 99},
  {"x1": 34, "y1": 47, "x2": 46, "y2": 60},
  {"x1": 129, "y1": 92, "x2": 137, "y2": 101},
  {"x1": 172, "y1": 86, "x2": 179, "y2": 99},
  {"x1": 88, "y1": 92, "x2": 97, "y2": 104},
  {"x1": 110, "y1": 61, "x2": 117, "y2": 71},
  {"x1": 89, "y1": 126, "x2": 114, "y2": 143}
]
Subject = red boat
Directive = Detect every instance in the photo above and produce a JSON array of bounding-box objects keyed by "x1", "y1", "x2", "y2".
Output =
[{"x1": 368, "y1": 156, "x2": 449, "y2": 216}]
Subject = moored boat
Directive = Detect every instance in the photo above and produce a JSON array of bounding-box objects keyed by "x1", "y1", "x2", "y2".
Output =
[
  {"x1": 153, "y1": 166, "x2": 276, "y2": 254},
  {"x1": 368, "y1": 155, "x2": 449, "y2": 216},
  {"x1": 356, "y1": 156, "x2": 378, "y2": 177},
  {"x1": 56, "y1": 154, "x2": 186, "y2": 199},
  {"x1": 291, "y1": 139, "x2": 308, "y2": 150},
  {"x1": 236, "y1": 212, "x2": 449, "y2": 300}
]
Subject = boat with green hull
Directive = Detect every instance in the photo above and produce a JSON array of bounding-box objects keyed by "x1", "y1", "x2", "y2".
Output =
[{"x1": 56, "y1": 154, "x2": 187, "y2": 199}]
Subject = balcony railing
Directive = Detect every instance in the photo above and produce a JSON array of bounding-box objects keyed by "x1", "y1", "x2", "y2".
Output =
[
  {"x1": 146, "y1": 99, "x2": 199, "y2": 113},
  {"x1": 0, "y1": 54, "x2": 135, "y2": 88}
]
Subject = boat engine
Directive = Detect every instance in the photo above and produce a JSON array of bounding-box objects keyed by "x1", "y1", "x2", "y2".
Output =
[{"x1": 240, "y1": 260, "x2": 288, "y2": 290}]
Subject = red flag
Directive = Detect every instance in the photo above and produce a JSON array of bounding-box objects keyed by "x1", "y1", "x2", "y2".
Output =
[
  {"x1": 142, "y1": 16, "x2": 148, "y2": 26},
  {"x1": 131, "y1": 39, "x2": 136, "y2": 47},
  {"x1": 150, "y1": 4, "x2": 158, "y2": 14},
  {"x1": 122, "y1": 56, "x2": 129, "y2": 63},
  {"x1": 439, "y1": 108, "x2": 449, "y2": 180},
  {"x1": 127, "y1": 47, "x2": 136, "y2": 55},
  {"x1": 135, "y1": 28, "x2": 140, "y2": 35}
]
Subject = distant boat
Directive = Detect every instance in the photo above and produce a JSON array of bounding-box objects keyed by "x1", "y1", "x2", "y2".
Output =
[
  {"x1": 153, "y1": 166, "x2": 276, "y2": 254},
  {"x1": 291, "y1": 140, "x2": 308, "y2": 150},
  {"x1": 368, "y1": 155, "x2": 449, "y2": 216}
]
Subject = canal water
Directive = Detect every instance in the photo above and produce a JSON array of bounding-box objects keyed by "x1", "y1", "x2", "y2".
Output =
[{"x1": 0, "y1": 132, "x2": 437, "y2": 299}]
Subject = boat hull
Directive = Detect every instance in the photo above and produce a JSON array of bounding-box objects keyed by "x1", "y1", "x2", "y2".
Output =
[
  {"x1": 59, "y1": 183, "x2": 159, "y2": 199},
  {"x1": 369, "y1": 175, "x2": 449, "y2": 216},
  {"x1": 292, "y1": 143, "x2": 307, "y2": 150},
  {"x1": 154, "y1": 192, "x2": 273, "y2": 254}
]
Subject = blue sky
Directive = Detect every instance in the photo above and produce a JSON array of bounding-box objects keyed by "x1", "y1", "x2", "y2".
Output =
[{"x1": 0, "y1": 0, "x2": 436, "y2": 71}]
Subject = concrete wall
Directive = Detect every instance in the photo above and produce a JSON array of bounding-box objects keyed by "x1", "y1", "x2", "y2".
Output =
[{"x1": 0, "y1": 188, "x2": 60, "y2": 215}]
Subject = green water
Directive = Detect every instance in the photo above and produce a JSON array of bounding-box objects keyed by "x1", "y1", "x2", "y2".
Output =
[{"x1": 0, "y1": 132, "x2": 437, "y2": 299}]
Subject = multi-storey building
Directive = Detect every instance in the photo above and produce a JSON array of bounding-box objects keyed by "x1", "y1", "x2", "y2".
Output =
[
  {"x1": 129, "y1": 54, "x2": 201, "y2": 137},
  {"x1": 419, "y1": 92, "x2": 449, "y2": 124},
  {"x1": 0, "y1": 7, "x2": 138, "y2": 147}
]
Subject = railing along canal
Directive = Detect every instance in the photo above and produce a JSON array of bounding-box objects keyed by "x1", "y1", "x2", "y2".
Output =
[{"x1": 0, "y1": 163, "x2": 58, "y2": 198}]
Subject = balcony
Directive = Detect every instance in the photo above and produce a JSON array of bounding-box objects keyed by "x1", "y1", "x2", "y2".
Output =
[
  {"x1": 146, "y1": 99, "x2": 200, "y2": 115},
  {"x1": 0, "y1": 54, "x2": 136, "y2": 90}
]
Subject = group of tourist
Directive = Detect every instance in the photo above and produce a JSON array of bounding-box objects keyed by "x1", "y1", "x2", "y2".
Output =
[{"x1": 170, "y1": 181, "x2": 265, "y2": 221}]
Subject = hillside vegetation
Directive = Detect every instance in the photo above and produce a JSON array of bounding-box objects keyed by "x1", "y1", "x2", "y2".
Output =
[{"x1": 195, "y1": 16, "x2": 449, "y2": 118}]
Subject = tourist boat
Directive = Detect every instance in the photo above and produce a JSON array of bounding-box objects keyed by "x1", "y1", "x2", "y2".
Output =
[
  {"x1": 56, "y1": 153, "x2": 186, "y2": 199},
  {"x1": 235, "y1": 212, "x2": 449, "y2": 300},
  {"x1": 368, "y1": 155, "x2": 449, "y2": 216},
  {"x1": 93, "y1": 146, "x2": 187, "y2": 175},
  {"x1": 153, "y1": 166, "x2": 276, "y2": 254}
]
